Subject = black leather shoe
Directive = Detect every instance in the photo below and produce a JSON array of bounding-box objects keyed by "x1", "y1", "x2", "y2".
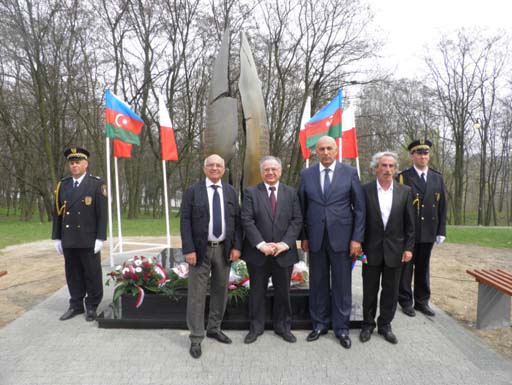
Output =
[
  {"x1": 402, "y1": 306, "x2": 416, "y2": 317},
  {"x1": 378, "y1": 329, "x2": 398, "y2": 344},
  {"x1": 306, "y1": 329, "x2": 327, "y2": 342},
  {"x1": 244, "y1": 332, "x2": 259, "y2": 344},
  {"x1": 359, "y1": 328, "x2": 372, "y2": 343},
  {"x1": 415, "y1": 304, "x2": 435, "y2": 316},
  {"x1": 206, "y1": 330, "x2": 232, "y2": 344},
  {"x1": 85, "y1": 309, "x2": 97, "y2": 322},
  {"x1": 59, "y1": 308, "x2": 84, "y2": 321},
  {"x1": 189, "y1": 343, "x2": 201, "y2": 359},
  {"x1": 338, "y1": 334, "x2": 351, "y2": 349},
  {"x1": 275, "y1": 331, "x2": 297, "y2": 343}
]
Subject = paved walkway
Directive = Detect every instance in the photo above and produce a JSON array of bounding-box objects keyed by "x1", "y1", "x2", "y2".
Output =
[{"x1": 1, "y1": 263, "x2": 511, "y2": 385}]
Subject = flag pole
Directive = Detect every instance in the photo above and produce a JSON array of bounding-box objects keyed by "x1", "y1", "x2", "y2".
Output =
[
  {"x1": 338, "y1": 88, "x2": 343, "y2": 162},
  {"x1": 114, "y1": 156, "x2": 123, "y2": 253},
  {"x1": 106, "y1": 137, "x2": 115, "y2": 267},
  {"x1": 162, "y1": 159, "x2": 172, "y2": 248}
]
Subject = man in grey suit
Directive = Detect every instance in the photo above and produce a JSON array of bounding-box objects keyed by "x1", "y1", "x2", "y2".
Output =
[
  {"x1": 298, "y1": 136, "x2": 365, "y2": 349},
  {"x1": 180, "y1": 154, "x2": 242, "y2": 359},
  {"x1": 241, "y1": 156, "x2": 303, "y2": 344},
  {"x1": 360, "y1": 152, "x2": 415, "y2": 344}
]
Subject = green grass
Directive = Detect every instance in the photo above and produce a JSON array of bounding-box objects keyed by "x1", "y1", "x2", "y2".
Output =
[
  {"x1": 446, "y1": 226, "x2": 512, "y2": 249},
  {"x1": 1, "y1": 213, "x2": 511, "y2": 250}
]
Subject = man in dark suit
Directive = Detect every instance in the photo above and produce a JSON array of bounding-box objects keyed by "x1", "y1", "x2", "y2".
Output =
[
  {"x1": 180, "y1": 154, "x2": 242, "y2": 359},
  {"x1": 360, "y1": 152, "x2": 415, "y2": 344},
  {"x1": 52, "y1": 147, "x2": 107, "y2": 322},
  {"x1": 397, "y1": 139, "x2": 447, "y2": 317},
  {"x1": 241, "y1": 156, "x2": 303, "y2": 344},
  {"x1": 298, "y1": 136, "x2": 365, "y2": 349}
]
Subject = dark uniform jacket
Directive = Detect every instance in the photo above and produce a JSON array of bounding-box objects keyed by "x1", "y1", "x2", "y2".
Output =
[
  {"x1": 180, "y1": 179, "x2": 242, "y2": 266},
  {"x1": 52, "y1": 174, "x2": 108, "y2": 249},
  {"x1": 397, "y1": 167, "x2": 447, "y2": 243},
  {"x1": 241, "y1": 182, "x2": 303, "y2": 268},
  {"x1": 362, "y1": 181, "x2": 415, "y2": 268}
]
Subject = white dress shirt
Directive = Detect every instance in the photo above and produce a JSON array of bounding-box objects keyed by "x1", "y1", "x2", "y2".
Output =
[
  {"x1": 319, "y1": 163, "x2": 335, "y2": 194},
  {"x1": 73, "y1": 173, "x2": 86, "y2": 187},
  {"x1": 206, "y1": 178, "x2": 225, "y2": 241},
  {"x1": 413, "y1": 166, "x2": 428, "y2": 182},
  {"x1": 377, "y1": 180, "x2": 393, "y2": 230}
]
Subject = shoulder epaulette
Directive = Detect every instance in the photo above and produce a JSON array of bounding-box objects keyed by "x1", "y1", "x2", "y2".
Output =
[
  {"x1": 398, "y1": 172, "x2": 404, "y2": 185},
  {"x1": 88, "y1": 174, "x2": 101, "y2": 180},
  {"x1": 61, "y1": 176, "x2": 72, "y2": 182},
  {"x1": 429, "y1": 168, "x2": 442, "y2": 175}
]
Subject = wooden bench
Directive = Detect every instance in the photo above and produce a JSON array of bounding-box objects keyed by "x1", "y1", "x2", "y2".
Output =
[
  {"x1": 466, "y1": 269, "x2": 512, "y2": 329},
  {"x1": 0, "y1": 271, "x2": 7, "y2": 278}
]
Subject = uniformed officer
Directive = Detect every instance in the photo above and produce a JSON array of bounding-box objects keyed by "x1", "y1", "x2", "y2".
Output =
[
  {"x1": 52, "y1": 147, "x2": 108, "y2": 321},
  {"x1": 396, "y1": 139, "x2": 447, "y2": 317}
]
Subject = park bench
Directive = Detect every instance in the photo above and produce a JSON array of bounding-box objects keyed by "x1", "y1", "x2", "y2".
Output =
[
  {"x1": 466, "y1": 269, "x2": 512, "y2": 329},
  {"x1": 0, "y1": 271, "x2": 7, "y2": 278}
]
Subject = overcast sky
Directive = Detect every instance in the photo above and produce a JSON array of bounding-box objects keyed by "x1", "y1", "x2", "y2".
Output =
[{"x1": 369, "y1": 0, "x2": 512, "y2": 78}]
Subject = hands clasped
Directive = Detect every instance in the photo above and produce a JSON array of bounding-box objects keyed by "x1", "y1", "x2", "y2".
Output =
[{"x1": 258, "y1": 242, "x2": 288, "y2": 257}]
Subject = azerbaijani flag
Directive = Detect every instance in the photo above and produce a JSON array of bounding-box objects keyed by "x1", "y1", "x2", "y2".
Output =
[
  {"x1": 299, "y1": 96, "x2": 311, "y2": 160},
  {"x1": 159, "y1": 96, "x2": 179, "y2": 161},
  {"x1": 305, "y1": 89, "x2": 342, "y2": 149},
  {"x1": 105, "y1": 90, "x2": 144, "y2": 146},
  {"x1": 339, "y1": 104, "x2": 358, "y2": 159}
]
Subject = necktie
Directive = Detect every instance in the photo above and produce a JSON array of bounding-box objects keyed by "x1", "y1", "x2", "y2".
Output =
[
  {"x1": 323, "y1": 169, "x2": 331, "y2": 199},
  {"x1": 74, "y1": 181, "x2": 79, "y2": 189},
  {"x1": 211, "y1": 185, "x2": 222, "y2": 238},
  {"x1": 269, "y1": 186, "x2": 277, "y2": 218},
  {"x1": 420, "y1": 172, "x2": 426, "y2": 191}
]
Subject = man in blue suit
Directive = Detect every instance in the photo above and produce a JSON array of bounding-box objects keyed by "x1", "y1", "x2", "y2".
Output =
[{"x1": 298, "y1": 136, "x2": 365, "y2": 349}]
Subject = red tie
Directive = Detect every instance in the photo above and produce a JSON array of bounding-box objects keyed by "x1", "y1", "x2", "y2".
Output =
[{"x1": 269, "y1": 186, "x2": 276, "y2": 218}]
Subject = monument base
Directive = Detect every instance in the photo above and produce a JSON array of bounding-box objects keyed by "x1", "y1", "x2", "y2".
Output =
[{"x1": 97, "y1": 288, "x2": 363, "y2": 330}]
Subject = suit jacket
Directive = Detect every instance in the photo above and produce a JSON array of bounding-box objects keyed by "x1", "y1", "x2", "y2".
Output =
[
  {"x1": 298, "y1": 161, "x2": 365, "y2": 253},
  {"x1": 241, "y1": 183, "x2": 303, "y2": 268},
  {"x1": 180, "y1": 179, "x2": 242, "y2": 266},
  {"x1": 362, "y1": 181, "x2": 415, "y2": 268},
  {"x1": 52, "y1": 174, "x2": 107, "y2": 249},
  {"x1": 397, "y1": 167, "x2": 447, "y2": 243}
]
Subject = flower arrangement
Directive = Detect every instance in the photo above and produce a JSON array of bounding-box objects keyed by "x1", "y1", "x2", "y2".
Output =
[
  {"x1": 106, "y1": 256, "x2": 186, "y2": 307},
  {"x1": 228, "y1": 260, "x2": 250, "y2": 304}
]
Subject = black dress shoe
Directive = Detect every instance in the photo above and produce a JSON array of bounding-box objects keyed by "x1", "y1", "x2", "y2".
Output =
[
  {"x1": 359, "y1": 328, "x2": 372, "y2": 343},
  {"x1": 415, "y1": 304, "x2": 435, "y2": 316},
  {"x1": 206, "y1": 330, "x2": 232, "y2": 344},
  {"x1": 378, "y1": 329, "x2": 398, "y2": 344},
  {"x1": 59, "y1": 308, "x2": 84, "y2": 321},
  {"x1": 189, "y1": 343, "x2": 201, "y2": 359},
  {"x1": 85, "y1": 309, "x2": 97, "y2": 322},
  {"x1": 244, "y1": 332, "x2": 259, "y2": 344},
  {"x1": 402, "y1": 306, "x2": 416, "y2": 317},
  {"x1": 275, "y1": 331, "x2": 297, "y2": 343},
  {"x1": 338, "y1": 334, "x2": 351, "y2": 349},
  {"x1": 306, "y1": 329, "x2": 328, "y2": 342}
]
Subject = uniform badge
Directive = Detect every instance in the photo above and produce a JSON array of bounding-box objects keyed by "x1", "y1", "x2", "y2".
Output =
[
  {"x1": 84, "y1": 196, "x2": 92, "y2": 205},
  {"x1": 101, "y1": 184, "x2": 107, "y2": 197}
]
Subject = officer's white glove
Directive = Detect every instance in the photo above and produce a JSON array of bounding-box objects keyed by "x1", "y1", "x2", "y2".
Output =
[
  {"x1": 94, "y1": 240, "x2": 104, "y2": 254},
  {"x1": 435, "y1": 235, "x2": 446, "y2": 245},
  {"x1": 54, "y1": 240, "x2": 63, "y2": 255}
]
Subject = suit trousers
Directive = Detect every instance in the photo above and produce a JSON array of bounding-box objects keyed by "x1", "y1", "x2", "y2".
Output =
[
  {"x1": 63, "y1": 248, "x2": 103, "y2": 311},
  {"x1": 247, "y1": 259, "x2": 293, "y2": 335},
  {"x1": 309, "y1": 235, "x2": 352, "y2": 336},
  {"x1": 187, "y1": 245, "x2": 230, "y2": 343},
  {"x1": 399, "y1": 242, "x2": 434, "y2": 308},
  {"x1": 362, "y1": 261, "x2": 401, "y2": 331}
]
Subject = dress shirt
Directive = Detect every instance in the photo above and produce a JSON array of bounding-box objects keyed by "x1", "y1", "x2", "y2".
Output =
[
  {"x1": 73, "y1": 173, "x2": 86, "y2": 188},
  {"x1": 206, "y1": 178, "x2": 225, "y2": 241},
  {"x1": 319, "y1": 163, "x2": 335, "y2": 194},
  {"x1": 413, "y1": 166, "x2": 428, "y2": 183},
  {"x1": 264, "y1": 182, "x2": 279, "y2": 199},
  {"x1": 377, "y1": 180, "x2": 393, "y2": 229}
]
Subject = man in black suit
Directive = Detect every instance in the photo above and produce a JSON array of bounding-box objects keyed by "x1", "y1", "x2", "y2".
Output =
[
  {"x1": 360, "y1": 152, "x2": 415, "y2": 344},
  {"x1": 180, "y1": 154, "x2": 242, "y2": 359},
  {"x1": 52, "y1": 147, "x2": 107, "y2": 322},
  {"x1": 397, "y1": 139, "x2": 447, "y2": 317},
  {"x1": 298, "y1": 136, "x2": 365, "y2": 349},
  {"x1": 241, "y1": 156, "x2": 303, "y2": 344}
]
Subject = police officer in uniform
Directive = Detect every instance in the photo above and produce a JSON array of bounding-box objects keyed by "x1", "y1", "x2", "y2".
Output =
[
  {"x1": 396, "y1": 139, "x2": 446, "y2": 317},
  {"x1": 52, "y1": 147, "x2": 108, "y2": 321}
]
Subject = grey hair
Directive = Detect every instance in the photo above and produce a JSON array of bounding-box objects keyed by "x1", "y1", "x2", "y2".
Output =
[
  {"x1": 259, "y1": 155, "x2": 282, "y2": 170},
  {"x1": 203, "y1": 154, "x2": 225, "y2": 167},
  {"x1": 370, "y1": 151, "x2": 399, "y2": 170}
]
